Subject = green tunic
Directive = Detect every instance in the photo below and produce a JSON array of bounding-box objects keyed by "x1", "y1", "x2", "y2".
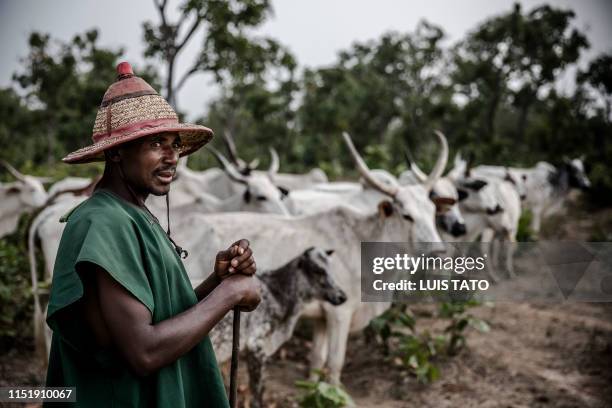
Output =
[{"x1": 45, "y1": 189, "x2": 229, "y2": 408}]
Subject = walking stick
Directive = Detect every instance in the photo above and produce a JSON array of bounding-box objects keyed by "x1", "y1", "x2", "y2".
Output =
[{"x1": 229, "y1": 307, "x2": 241, "y2": 408}]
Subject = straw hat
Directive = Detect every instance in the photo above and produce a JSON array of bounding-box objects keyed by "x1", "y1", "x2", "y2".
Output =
[{"x1": 63, "y1": 62, "x2": 213, "y2": 164}]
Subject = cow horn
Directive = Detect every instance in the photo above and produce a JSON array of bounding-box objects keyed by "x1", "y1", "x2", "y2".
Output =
[
  {"x1": 425, "y1": 130, "x2": 448, "y2": 188},
  {"x1": 206, "y1": 147, "x2": 248, "y2": 185},
  {"x1": 223, "y1": 130, "x2": 243, "y2": 168},
  {"x1": 403, "y1": 147, "x2": 427, "y2": 183},
  {"x1": 342, "y1": 132, "x2": 398, "y2": 197},
  {"x1": 0, "y1": 160, "x2": 27, "y2": 183},
  {"x1": 268, "y1": 148, "x2": 280, "y2": 177}
]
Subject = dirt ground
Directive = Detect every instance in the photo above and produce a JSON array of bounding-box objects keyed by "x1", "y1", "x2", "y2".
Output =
[{"x1": 2, "y1": 200, "x2": 611, "y2": 407}]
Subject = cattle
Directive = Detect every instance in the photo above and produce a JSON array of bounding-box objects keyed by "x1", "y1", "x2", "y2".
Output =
[
  {"x1": 223, "y1": 131, "x2": 328, "y2": 191},
  {"x1": 173, "y1": 186, "x2": 441, "y2": 385},
  {"x1": 211, "y1": 247, "x2": 346, "y2": 408},
  {"x1": 0, "y1": 161, "x2": 48, "y2": 238},
  {"x1": 146, "y1": 148, "x2": 291, "y2": 229},
  {"x1": 192, "y1": 131, "x2": 443, "y2": 384},
  {"x1": 471, "y1": 157, "x2": 590, "y2": 236},
  {"x1": 397, "y1": 131, "x2": 468, "y2": 239}
]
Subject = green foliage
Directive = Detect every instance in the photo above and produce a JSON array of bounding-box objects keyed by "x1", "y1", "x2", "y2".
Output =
[
  {"x1": 367, "y1": 302, "x2": 489, "y2": 384},
  {"x1": 516, "y1": 210, "x2": 535, "y2": 242},
  {"x1": 3, "y1": 29, "x2": 159, "y2": 169},
  {"x1": 0, "y1": 214, "x2": 37, "y2": 348},
  {"x1": 439, "y1": 300, "x2": 490, "y2": 356},
  {"x1": 295, "y1": 371, "x2": 355, "y2": 408}
]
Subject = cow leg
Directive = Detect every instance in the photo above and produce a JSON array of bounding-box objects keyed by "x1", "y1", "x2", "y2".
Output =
[
  {"x1": 531, "y1": 207, "x2": 542, "y2": 237},
  {"x1": 324, "y1": 307, "x2": 352, "y2": 385},
  {"x1": 308, "y1": 318, "x2": 328, "y2": 381},
  {"x1": 480, "y1": 231, "x2": 501, "y2": 283},
  {"x1": 246, "y1": 346, "x2": 267, "y2": 408},
  {"x1": 505, "y1": 233, "x2": 517, "y2": 278}
]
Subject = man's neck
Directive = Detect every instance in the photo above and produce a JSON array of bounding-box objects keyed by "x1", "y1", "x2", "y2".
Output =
[{"x1": 98, "y1": 166, "x2": 149, "y2": 207}]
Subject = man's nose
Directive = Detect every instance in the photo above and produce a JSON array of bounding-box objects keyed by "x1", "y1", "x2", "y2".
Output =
[{"x1": 162, "y1": 147, "x2": 179, "y2": 164}]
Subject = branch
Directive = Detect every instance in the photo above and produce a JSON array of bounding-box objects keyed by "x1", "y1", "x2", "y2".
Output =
[
  {"x1": 174, "y1": 63, "x2": 200, "y2": 93},
  {"x1": 154, "y1": 0, "x2": 169, "y2": 33},
  {"x1": 176, "y1": 12, "x2": 203, "y2": 53}
]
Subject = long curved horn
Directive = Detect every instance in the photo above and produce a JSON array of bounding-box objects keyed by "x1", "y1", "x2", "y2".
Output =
[
  {"x1": 464, "y1": 151, "x2": 475, "y2": 178},
  {"x1": 404, "y1": 147, "x2": 427, "y2": 183},
  {"x1": 223, "y1": 130, "x2": 243, "y2": 168},
  {"x1": 342, "y1": 132, "x2": 398, "y2": 197},
  {"x1": 206, "y1": 147, "x2": 248, "y2": 185},
  {"x1": 425, "y1": 130, "x2": 448, "y2": 188},
  {"x1": 268, "y1": 148, "x2": 280, "y2": 176},
  {"x1": 0, "y1": 160, "x2": 27, "y2": 183}
]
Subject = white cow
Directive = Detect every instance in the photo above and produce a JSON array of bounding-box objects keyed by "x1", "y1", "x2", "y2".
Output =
[
  {"x1": 0, "y1": 161, "x2": 48, "y2": 238},
  {"x1": 222, "y1": 131, "x2": 328, "y2": 193},
  {"x1": 147, "y1": 149, "x2": 291, "y2": 230},
  {"x1": 471, "y1": 157, "x2": 590, "y2": 235}
]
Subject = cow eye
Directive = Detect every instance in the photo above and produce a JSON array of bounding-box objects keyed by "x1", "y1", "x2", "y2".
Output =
[
  {"x1": 402, "y1": 214, "x2": 414, "y2": 222},
  {"x1": 256, "y1": 195, "x2": 267, "y2": 201}
]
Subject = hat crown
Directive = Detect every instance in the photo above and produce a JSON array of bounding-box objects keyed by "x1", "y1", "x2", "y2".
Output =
[{"x1": 101, "y1": 63, "x2": 158, "y2": 106}]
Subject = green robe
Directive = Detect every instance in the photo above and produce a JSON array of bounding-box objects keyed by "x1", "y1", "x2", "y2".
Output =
[{"x1": 45, "y1": 189, "x2": 229, "y2": 408}]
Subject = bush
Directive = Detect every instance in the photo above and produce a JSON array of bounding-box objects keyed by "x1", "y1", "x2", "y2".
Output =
[
  {"x1": 295, "y1": 371, "x2": 355, "y2": 408},
  {"x1": 0, "y1": 214, "x2": 38, "y2": 349}
]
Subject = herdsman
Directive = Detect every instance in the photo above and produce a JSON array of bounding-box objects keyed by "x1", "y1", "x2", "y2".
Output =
[{"x1": 44, "y1": 62, "x2": 261, "y2": 407}]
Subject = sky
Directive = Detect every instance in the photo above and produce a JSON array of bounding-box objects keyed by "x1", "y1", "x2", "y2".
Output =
[{"x1": 1, "y1": 0, "x2": 611, "y2": 120}]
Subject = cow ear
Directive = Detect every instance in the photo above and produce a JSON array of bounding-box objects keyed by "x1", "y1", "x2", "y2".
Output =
[
  {"x1": 432, "y1": 196, "x2": 456, "y2": 206},
  {"x1": 277, "y1": 186, "x2": 290, "y2": 197},
  {"x1": 464, "y1": 179, "x2": 487, "y2": 191},
  {"x1": 243, "y1": 189, "x2": 251, "y2": 203},
  {"x1": 457, "y1": 188, "x2": 468, "y2": 201},
  {"x1": 325, "y1": 249, "x2": 335, "y2": 256},
  {"x1": 377, "y1": 200, "x2": 394, "y2": 218}
]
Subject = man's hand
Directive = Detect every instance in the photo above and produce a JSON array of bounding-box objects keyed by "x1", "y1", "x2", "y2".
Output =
[
  {"x1": 221, "y1": 274, "x2": 261, "y2": 312},
  {"x1": 214, "y1": 239, "x2": 256, "y2": 280}
]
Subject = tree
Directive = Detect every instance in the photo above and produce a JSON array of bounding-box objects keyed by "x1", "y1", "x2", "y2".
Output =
[
  {"x1": 297, "y1": 21, "x2": 451, "y2": 175},
  {"x1": 452, "y1": 3, "x2": 588, "y2": 146},
  {"x1": 143, "y1": 0, "x2": 289, "y2": 109},
  {"x1": 11, "y1": 30, "x2": 159, "y2": 166},
  {"x1": 579, "y1": 54, "x2": 612, "y2": 122}
]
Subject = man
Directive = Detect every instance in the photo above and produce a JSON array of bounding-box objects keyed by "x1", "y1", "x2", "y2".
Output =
[{"x1": 44, "y1": 62, "x2": 260, "y2": 407}]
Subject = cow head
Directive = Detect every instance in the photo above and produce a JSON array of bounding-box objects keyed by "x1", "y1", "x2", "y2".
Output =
[
  {"x1": 402, "y1": 133, "x2": 467, "y2": 237},
  {"x1": 564, "y1": 156, "x2": 591, "y2": 190},
  {"x1": 207, "y1": 147, "x2": 290, "y2": 215},
  {"x1": 448, "y1": 154, "x2": 504, "y2": 216},
  {"x1": 342, "y1": 132, "x2": 442, "y2": 245},
  {"x1": 1, "y1": 160, "x2": 48, "y2": 208},
  {"x1": 298, "y1": 247, "x2": 346, "y2": 306}
]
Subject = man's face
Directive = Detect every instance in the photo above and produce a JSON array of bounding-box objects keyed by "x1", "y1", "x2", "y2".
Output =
[{"x1": 117, "y1": 132, "x2": 181, "y2": 196}]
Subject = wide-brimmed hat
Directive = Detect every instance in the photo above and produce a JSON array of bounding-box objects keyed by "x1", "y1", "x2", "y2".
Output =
[{"x1": 63, "y1": 62, "x2": 213, "y2": 164}]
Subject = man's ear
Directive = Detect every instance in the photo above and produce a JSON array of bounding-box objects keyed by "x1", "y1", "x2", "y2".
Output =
[
  {"x1": 105, "y1": 148, "x2": 121, "y2": 163},
  {"x1": 377, "y1": 200, "x2": 394, "y2": 218}
]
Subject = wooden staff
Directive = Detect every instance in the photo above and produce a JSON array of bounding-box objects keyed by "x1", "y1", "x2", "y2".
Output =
[{"x1": 229, "y1": 307, "x2": 241, "y2": 408}]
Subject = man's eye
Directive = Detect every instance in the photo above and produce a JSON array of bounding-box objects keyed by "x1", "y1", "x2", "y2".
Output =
[
  {"x1": 172, "y1": 142, "x2": 182, "y2": 149},
  {"x1": 151, "y1": 142, "x2": 161, "y2": 148}
]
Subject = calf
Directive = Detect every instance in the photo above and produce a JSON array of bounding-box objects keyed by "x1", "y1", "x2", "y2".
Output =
[{"x1": 211, "y1": 247, "x2": 345, "y2": 408}]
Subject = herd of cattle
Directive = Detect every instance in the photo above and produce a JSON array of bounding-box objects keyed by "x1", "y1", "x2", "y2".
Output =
[{"x1": 0, "y1": 131, "x2": 590, "y2": 406}]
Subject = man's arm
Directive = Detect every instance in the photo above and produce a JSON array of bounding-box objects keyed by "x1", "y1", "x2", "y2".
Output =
[{"x1": 91, "y1": 264, "x2": 259, "y2": 377}]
